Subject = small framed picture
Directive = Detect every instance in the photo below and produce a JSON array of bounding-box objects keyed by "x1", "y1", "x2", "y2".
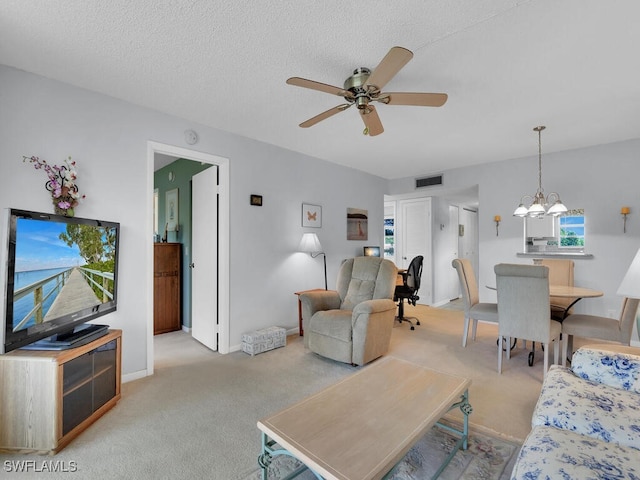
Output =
[
  {"x1": 250, "y1": 194, "x2": 263, "y2": 206},
  {"x1": 166, "y1": 188, "x2": 179, "y2": 231},
  {"x1": 347, "y1": 208, "x2": 368, "y2": 240},
  {"x1": 302, "y1": 203, "x2": 322, "y2": 228}
]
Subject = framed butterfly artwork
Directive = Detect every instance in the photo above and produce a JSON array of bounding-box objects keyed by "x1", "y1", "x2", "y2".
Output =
[{"x1": 302, "y1": 203, "x2": 322, "y2": 228}]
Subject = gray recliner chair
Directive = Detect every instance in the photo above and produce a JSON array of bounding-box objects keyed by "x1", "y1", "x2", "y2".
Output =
[{"x1": 299, "y1": 256, "x2": 398, "y2": 366}]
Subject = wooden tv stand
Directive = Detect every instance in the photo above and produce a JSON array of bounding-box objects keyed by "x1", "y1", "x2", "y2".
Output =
[{"x1": 0, "y1": 329, "x2": 122, "y2": 454}]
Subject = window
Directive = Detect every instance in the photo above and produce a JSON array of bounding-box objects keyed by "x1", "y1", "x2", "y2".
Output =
[
  {"x1": 559, "y1": 209, "x2": 585, "y2": 249},
  {"x1": 384, "y1": 218, "x2": 395, "y2": 260}
]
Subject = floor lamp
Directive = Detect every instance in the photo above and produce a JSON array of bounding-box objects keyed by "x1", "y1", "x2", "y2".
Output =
[
  {"x1": 299, "y1": 232, "x2": 327, "y2": 290},
  {"x1": 617, "y1": 247, "x2": 640, "y2": 340}
]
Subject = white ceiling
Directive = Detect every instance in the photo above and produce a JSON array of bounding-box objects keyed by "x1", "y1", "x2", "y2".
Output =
[{"x1": 2, "y1": 0, "x2": 640, "y2": 180}]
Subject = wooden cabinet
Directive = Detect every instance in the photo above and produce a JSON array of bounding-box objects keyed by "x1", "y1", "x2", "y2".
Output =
[
  {"x1": 0, "y1": 329, "x2": 122, "y2": 454},
  {"x1": 154, "y1": 243, "x2": 182, "y2": 335}
]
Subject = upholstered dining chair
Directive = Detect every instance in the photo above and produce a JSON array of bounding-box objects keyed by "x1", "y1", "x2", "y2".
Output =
[
  {"x1": 452, "y1": 258, "x2": 498, "y2": 347},
  {"x1": 536, "y1": 259, "x2": 575, "y2": 320},
  {"x1": 298, "y1": 256, "x2": 398, "y2": 366},
  {"x1": 494, "y1": 263, "x2": 561, "y2": 378},
  {"x1": 561, "y1": 296, "x2": 640, "y2": 366}
]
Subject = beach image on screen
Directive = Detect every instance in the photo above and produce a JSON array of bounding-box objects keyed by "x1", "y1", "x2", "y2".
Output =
[{"x1": 12, "y1": 218, "x2": 117, "y2": 332}]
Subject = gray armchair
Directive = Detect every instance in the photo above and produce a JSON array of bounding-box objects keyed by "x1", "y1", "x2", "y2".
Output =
[{"x1": 299, "y1": 256, "x2": 398, "y2": 366}]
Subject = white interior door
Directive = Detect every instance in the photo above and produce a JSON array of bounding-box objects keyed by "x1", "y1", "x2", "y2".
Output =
[
  {"x1": 459, "y1": 208, "x2": 479, "y2": 277},
  {"x1": 399, "y1": 197, "x2": 431, "y2": 304},
  {"x1": 443, "y1": 205, "x2": 460, "y2": 300},
  {"x1": 191, "y1": 166, "x2": 218, "y2": 351}
]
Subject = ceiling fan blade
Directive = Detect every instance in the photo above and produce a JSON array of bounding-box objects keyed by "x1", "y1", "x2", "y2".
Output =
[
  {"x1": 365, "y1": 46, "x2": 413, "y2": 91},
  {"x1": 360, "y1": 105, "x2": 384, "y2": 136},
  {"x1": 299, "y1": 104, "x2": 352, "y2": 128},
  {"x1": 380, "y1": 92, "x2": 448, "y2": 107},
  {"x1": 287, "y1": 77, "x2": 353, "y2": 98}
]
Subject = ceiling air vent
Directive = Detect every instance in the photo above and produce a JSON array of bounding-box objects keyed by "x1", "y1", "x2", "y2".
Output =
[{"x1": 415, "y1": 174, "x2": 443, "y2": 188}]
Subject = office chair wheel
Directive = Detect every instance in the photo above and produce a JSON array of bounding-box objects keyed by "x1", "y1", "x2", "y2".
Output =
[
  {"x1": 528, "y1": 351, "x2": 535, "y2": 367},
  {"x1": 416, "y1": 320, "x2": 421, "y2": 326}
]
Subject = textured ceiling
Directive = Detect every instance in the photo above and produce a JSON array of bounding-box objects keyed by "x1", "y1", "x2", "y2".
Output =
[{"x1": 2, "y1": 0, "x2": 640, "y2": 180}]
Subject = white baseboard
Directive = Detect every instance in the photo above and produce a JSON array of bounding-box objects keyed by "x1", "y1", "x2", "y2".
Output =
[{"x1": 122, "y1": 369, "x2": 149, "y2": 383}]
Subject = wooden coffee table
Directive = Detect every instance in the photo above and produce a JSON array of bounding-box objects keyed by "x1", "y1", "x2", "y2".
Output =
[{"x1": 257, "y1": 356, "x2": 472, "y2": 480}]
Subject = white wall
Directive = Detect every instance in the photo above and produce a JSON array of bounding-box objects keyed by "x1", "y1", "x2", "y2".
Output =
[
  {"x1": 389, "y1": 139, "x2": 640, "y2": 342},
  {"x1": 0, "y1": 65, "x2": 388, "y2": 377}
]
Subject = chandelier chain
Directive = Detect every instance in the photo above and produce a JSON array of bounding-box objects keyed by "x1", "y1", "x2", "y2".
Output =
[
  {"x1": 538, "y1": 128, "x2": 542, "y2": 191},
  {"x1": 535, "y1": 125, "x2": 545, "y2": 194}
]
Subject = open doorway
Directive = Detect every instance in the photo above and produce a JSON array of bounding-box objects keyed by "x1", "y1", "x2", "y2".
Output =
[{"x1": 146, "y1": 142, "x2": 229, "y2": 376}]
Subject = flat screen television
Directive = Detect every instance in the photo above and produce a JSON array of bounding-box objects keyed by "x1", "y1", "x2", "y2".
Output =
[{"x1": 1, "y1": 209, "x2": 120, "y2": 353}]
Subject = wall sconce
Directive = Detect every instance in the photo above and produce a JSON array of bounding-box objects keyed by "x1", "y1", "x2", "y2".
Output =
[
  {"x1": 299, "y1": 233, "x2": 327, "y2": 290},
  {"x1": 494, "y1": 215, "x2": 501, "y2": 236},
  {"x1": 621, "y1": 207, "x2": 630, "y2": 233}
]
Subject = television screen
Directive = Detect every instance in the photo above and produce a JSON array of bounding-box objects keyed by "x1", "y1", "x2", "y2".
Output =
[
  {"x1": 363, "y1": 246, "x2": 381, "y2": 257},
  {"x1": 2, "y1": 209, "x2": 119, "y2": 353}
]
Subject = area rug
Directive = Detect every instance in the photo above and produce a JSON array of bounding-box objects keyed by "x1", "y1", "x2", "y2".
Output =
[{"x1": 243, "y1": 421, "x2": 520, "y2": 480}]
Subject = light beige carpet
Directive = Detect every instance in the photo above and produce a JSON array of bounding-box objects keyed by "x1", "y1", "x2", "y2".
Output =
[{"x1": 1, "y1": 303, "x2": 573, "y2": 479}]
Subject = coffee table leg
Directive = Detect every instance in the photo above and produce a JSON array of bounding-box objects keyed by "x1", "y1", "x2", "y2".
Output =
[
  {"x1": 460, "y1": 389, "x2": 472, "y2": 450},
  {"x1": 258, "y1": 432, "x2": 323, "y2": 480},
  {"x1": 431, "y1": 389, "x2": 472, "y2": 480}
]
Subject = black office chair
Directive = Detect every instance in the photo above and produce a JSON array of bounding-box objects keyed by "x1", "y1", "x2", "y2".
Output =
[{"x1": 394, "y1": 255, "x2": 423, "y2": 330}]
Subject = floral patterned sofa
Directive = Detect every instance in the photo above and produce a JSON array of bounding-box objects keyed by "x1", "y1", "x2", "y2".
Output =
[{"x1": 511, "y1": 344, "x2": 640, "y2": 479}]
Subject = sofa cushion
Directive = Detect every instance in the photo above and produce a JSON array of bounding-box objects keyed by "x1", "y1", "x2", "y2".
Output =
[
  {"x1": 511, "y1": 426, "x2": 640, "y2": 480},
  {"x1": 532, "y1": 365, "x2": 640, "y2": 450},
  {"x1": 571, "y1": 346, "x2": 640, "y2": 394}
]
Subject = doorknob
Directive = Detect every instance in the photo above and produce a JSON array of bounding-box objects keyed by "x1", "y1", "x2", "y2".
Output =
[{"x1": 189, "y1": 263, "x2": 195, "y2": 269}]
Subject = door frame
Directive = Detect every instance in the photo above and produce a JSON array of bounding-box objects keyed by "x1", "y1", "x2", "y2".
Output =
[{"x1": 146, "y1": 141, "x2": 230, "y2": 376}]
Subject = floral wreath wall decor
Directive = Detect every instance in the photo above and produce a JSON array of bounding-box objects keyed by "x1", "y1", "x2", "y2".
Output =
[{"x1": 23, "y1": 155, "x2": 86, "y2": 217}]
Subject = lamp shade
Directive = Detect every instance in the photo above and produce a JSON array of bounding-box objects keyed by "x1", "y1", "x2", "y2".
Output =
[
  {"x1": 617, "y1": 248, "x2": 640, "y2": 299},
  {"x1": 513, "y1": 204, "x2": 529, "y2": 217},
  {"x1": 547, "y1": 200, "x2": 568, "y2": 216},
  {"x1": 299, "y1": 233, "x2": 323, "y2": 253},
  {"x1": 527, "y1": 203, "x2": 546, "y2": 217}
]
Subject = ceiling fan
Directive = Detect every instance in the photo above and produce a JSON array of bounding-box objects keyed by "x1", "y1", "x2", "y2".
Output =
[{"x1": 286, "y1": 46, "x2": 448, "y2": 136}]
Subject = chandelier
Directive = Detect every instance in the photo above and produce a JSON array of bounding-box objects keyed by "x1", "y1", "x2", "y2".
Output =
[{"x1": 513, "y1": 126, "x2": 568, "y2": 218}]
